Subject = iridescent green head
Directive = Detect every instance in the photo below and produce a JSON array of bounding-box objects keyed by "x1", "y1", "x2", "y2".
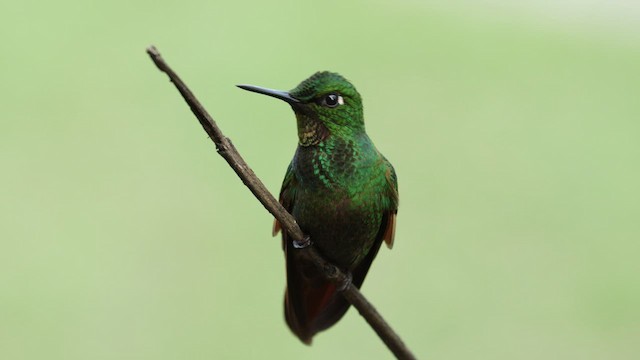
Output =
[{"x1": 238, "y1": 71, "x2": 364, "y2": 146}]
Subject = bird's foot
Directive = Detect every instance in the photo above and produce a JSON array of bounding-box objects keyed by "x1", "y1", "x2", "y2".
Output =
[
  {"x1": 293, "y1": 236, "x2": 312, "y2": 249},
  {"x1": 338, "y1": 272, "x2": 353, "y2": 292}
]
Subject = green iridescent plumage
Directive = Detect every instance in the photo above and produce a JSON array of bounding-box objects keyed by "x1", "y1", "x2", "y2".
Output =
[{"x1": 238, "y1": 71, "x2": 398, "y2": 344}]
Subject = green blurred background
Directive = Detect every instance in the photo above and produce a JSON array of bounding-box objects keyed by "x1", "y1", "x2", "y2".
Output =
[{"x1": 1, "y1": 0, "x2": 639, "y2": 359}]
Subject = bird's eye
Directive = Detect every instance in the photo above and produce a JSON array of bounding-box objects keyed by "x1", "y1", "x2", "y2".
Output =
[{"x1": 323, "y1": 93, "x2": 343, "y2": 108}]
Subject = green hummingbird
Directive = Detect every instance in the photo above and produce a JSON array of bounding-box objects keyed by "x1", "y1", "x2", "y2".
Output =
[{"x1": 238, "y1": 72, "x2": 398, "y2": 344}]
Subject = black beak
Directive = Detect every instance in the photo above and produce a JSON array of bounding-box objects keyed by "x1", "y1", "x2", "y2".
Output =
[{"x1": 237, "y1": 84, "x2": 300, "y2": 104}]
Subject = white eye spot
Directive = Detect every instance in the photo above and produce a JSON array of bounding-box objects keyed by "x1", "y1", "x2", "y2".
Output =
[{"x1": 338, "y1": 95, "x2": 344, "y2": 105}]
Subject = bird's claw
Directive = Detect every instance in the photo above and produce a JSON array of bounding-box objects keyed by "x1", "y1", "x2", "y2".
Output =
[
  {"x1": 293, "y1": 236, "x2": 312, "y2": 249},
  {"x1": 338, "y1": 272, "x2": 353, "y2": 292}
]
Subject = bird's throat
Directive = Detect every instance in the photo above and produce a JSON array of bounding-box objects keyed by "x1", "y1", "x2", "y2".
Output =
[{"x1": 295, "y1": 113, "x2": 329, "y2": 146}]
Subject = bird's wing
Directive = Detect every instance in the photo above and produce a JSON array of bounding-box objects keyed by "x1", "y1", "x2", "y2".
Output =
[
  {"x1": 273, "y1": 162, "x2": 339, "y2": 343},
  {"x1": 381, "y1": 156, "x2": 399, "y2": 249},
  {"x1": 272, "y1": 161, "x2": 297, "y2": 242}
]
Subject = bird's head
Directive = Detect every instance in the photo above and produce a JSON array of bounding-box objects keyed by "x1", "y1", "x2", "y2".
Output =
[{"x1": 238, "y1": 71, "x2": 364, "y2": 146}]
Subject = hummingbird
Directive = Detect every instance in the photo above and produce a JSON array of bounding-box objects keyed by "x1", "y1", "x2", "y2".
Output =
[{"x1": 238, "y1": 72, "x2": 398, "y2": 344}]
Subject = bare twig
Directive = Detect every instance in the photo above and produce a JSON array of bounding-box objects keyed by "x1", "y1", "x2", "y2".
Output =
[{"x1": 146, "y1": 45, "x2": 416, "y2": 360}]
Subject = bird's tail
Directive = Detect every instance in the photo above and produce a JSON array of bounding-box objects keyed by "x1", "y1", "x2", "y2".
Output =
[
  {"x1": 284, "y1": 255, "x2": 348, "y2": 344},
  {"x1": 283, "y1": 235, "x2": 384, "y2": 344}
]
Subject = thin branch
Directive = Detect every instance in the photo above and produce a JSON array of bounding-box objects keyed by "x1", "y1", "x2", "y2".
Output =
[{"x1": 146, "y1": 45, "x2": 417, "y2": 360}]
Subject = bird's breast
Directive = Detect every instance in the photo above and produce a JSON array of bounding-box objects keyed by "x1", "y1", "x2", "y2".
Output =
[
  {"x1": 292, "y1": 187, "x2": 383, "y2": 269},
  {"x1": 291, "y1": 138, "x2": 386, "y2": 268}
]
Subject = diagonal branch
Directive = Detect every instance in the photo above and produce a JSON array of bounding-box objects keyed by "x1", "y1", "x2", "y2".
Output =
[{"x1": 146, "y1": 45, "x2": 416, "y2": 360}]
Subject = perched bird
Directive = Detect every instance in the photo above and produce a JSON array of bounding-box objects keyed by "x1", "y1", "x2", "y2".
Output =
[{"x1": 238, "y1": 72, "x2": 398, "y2": 344}]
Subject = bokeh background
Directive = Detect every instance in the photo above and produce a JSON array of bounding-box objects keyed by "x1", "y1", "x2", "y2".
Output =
[{"x1": 1, "y1": 1, "x2": 639, "y2": 359}]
